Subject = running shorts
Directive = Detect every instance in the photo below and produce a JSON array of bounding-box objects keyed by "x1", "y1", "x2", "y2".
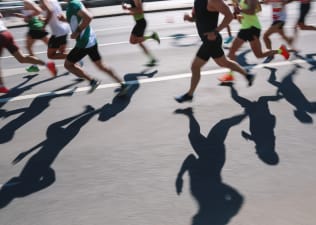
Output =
[
  {"x1": 67, "y1": 44, "x2": 101, "y2": 63},
  {"x1": 28, "y1": 29, "x2": 49, "y2": 39},
  {"x1": 237, "y1": 27, "x2": 261, "y2": 42},
  {"x1": 196, "y1": 34, "x2": 224, "y2": 61},
  {"x1": 132, "y1": 18, "x2": 147, "y2": 37},
  {"x1": 48, "y1": 35, "x2": 67, "y2": 49}
]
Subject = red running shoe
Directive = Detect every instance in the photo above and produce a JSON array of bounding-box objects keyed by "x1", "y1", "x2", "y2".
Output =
[
  {"x1": 279, "y1": 45, "x2": 290, "y2": 60},
  {"x1": 218, "y1": 73, "x2": 235, "y2": 83},
  {"x1": 46, "y1": 61, "x2": 57, "y2": 77},
  {"x1": 0, "y1": 86, "x2": 9, "y2": 93}
]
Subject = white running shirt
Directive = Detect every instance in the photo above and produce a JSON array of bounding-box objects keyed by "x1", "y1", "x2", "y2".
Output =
[
  {"x1": 46, "y1": 0, "x2": 70, "y2": 36},
  {"x1": 0, "y1": 20, "x2": 7, "y2": 32}
]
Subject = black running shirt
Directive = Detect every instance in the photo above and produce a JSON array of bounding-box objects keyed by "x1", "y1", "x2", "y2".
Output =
[{"x1": 194, "y1": 0, "x2": 219, "y2": 40}]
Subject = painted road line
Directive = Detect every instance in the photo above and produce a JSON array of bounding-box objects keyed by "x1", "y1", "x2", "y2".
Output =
[{"x1": 0, "y1": 58, "x2": 312, "y2": 103}]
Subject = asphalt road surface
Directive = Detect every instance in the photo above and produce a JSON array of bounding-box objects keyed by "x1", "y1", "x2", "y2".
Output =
[{"x1": 1, "y1": 4, "x2": 316, "y2": 225}]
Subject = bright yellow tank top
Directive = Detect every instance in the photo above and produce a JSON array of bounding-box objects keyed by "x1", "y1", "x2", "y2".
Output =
[{"x1": 240, "y1": 0, "x2": 261, "y2": 29}]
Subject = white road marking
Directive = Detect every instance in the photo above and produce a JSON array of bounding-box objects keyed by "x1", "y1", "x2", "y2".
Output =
[{"x1": 0, "y1": 58, "x2": 313, "y2": 103}]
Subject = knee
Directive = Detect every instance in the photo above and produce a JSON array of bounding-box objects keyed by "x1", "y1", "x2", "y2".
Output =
[
  {"x1": 64, "y1": 60, "x2": 73, "y2": 70},
  {"x1": 47, "y1": 52, "x2": 55, "y2": 59},
  {"x1": 263, "y1": 33, "x2": 269, "y2": 40},
  {"x1": 191, "y1": 64, "x2": 201, "y2": 73}
]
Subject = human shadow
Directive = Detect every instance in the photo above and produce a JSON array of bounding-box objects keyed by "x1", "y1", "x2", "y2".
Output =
[
  {"x1": 169, "y1": 33, "x2": 200, "y2": 47},
  {"x1": 0, "y1": 72, "x2": 69, "y2": 111},
  {"x1": 175, "y1": 107, "x2": 245, "y2": 225},
  {"x1": 98, "y1": 70, "x2": 157, "y2": 121},
  {"x1": 294, "y1": 52, "x2": 316, "y2": 71},
  {"x1": 228, "y1": 84, "x2": 282, "y2": 165},
  {"x1": 265, "y1": 66, "x2": 316, "y2": 123},
  {"x1": 236, "y1": 49, "x2": 257, "y2": 69},
  {"x1": 0, "y1": 105, "x2": 99, "y2": 208},
  {"x1": 0, "y1": 80, "x2": 82, "y2": 144}
]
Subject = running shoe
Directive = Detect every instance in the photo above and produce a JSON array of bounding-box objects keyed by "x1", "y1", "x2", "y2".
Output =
[
  {"x1": 263, "y1": 55, "x2": 274, "y2": 63},
  {"x1": 118, "y1": 83, "x2": 131, "y2": 97},
  {"x1": 0, "y1": 86, "x2": 9, "y2": 94},
  {"x1": 279, "y1": 45, "x2": 290, "y2": 60},
  {"x1": 152, "y1": 32, "x2": 160, "y2": 44},
  {"x1": 78, "y1": 60, "x2": 84, "y2": 67},
  {"x1": 246, "y1": 74, "x2": 255, "y2": 87},
  {"x1": 224, "y1": 36, "x2": 234, "y2": 44},
  {"x1": 175, "y1": 93, "x2": 193, "y2": 103},
  {"x1": 88, "y1": 79, "x2": 100, "y2": 94},
  {"x1": 46, "y1": 61, "x2": 57, "y2": 77},
  {"x1": 218, "y1": 73, "x2": 235, "y2": 83},
  {"x1": 26, "y1": 65, "x2": 40, "y2": 73},
  {"x1": 145, "y1": 58, "x2": 158, "y2": 67}
]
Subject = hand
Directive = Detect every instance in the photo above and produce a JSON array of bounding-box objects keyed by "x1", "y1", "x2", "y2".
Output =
[
  {"x1": 12, "y1": 152, "x2": 28, "y2": 165},
  {"x1": 183, "y1": 13, "x2": 190, "y2": 21},
  {"x1": 122, "y1": 3, "x2": 128, "y2": 10},
  {"x1": 175, "y1": 177, "x2": 183, "y2": 195},
  {"x1": 234, "y1": 6, "x2": 241, "y2": 14},
  {"x1": 57, "y1": 14, "x2": 67, "y2": 22},
  {"x1": 70, "y1": 31, "x2": 80, "y2": 39},
  {"x1": 204, "y1": 31, "x2": 217, "y2": 41}
]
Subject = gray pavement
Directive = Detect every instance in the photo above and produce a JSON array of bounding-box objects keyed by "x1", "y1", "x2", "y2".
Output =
[
  {"x1": 2, "y1": 0, "x2": 193, "y2": 28},
  {"x1": 1, "y1": 3, "x2": 316, "y2": 225}
]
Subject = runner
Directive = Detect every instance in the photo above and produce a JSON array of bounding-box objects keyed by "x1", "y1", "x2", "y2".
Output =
[
  {"x1": 39, "y1": 0, "x2": 70, "y2": 60},
  {"x1": 294, "y1": 0, "x2": 316, "y2": 39},
  {"x1": 122, "y1": 0, "x2": 160, "y2": 67},
  {"x1": 218, "y1": 0, "x2": 290, "y2": 83},
  {"x1": 175, "y1": 0, "x2": 255, "y2": 103},
  {"x1": 61, "y1": 0, "x2": 130, "y2": 94},
  {"x1": 262, "y1": 0, "x2": 294, "y2": 63},
  {"x1": 0, "y1": 13, "x2": 57, "y2": 94},
  {"x1": 13, "y1": 0, "x2": 50, "y2": 72}
]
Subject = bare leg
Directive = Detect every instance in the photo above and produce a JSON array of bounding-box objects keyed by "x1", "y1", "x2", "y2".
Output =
[
  {"x1": 47, "y1": 44, "x2": 68, "y2": 60},
  {"x1": 93, "y1": 60, "x2": 122, "y2": 83},
  {"x1": 64, "y1": 60, "x2": 93, "y2": 81},
  {"x1": 12, "y1": 50, "x2": 45, "y2": 65},
  {"x1": 250, "y1": 36, "x2": 276, "y2": 58},
  {"x1": 214, "y1": 55, "x2": 247, "y2": 76},
  {"x1": 228, "y1": 37, "x2": 245, "y2": 61},
  {"x1": 187, "y1": 56, "x2": 208, "y2": 96}
]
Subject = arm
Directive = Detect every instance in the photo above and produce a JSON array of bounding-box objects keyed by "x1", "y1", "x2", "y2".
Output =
[
  {"x1": 24, "y1": 0, "x2": 43, "y2": 16},
  {"x1": 213, "y1": 0, "x2": 234, "y2": 33},
  {"x1": 176, "y1": 154, "x2": 195, "y2": 195},
  {"x1": 204, "y1": 0, "x2": 233, "y2": 40},
  {"x1": 122, "y1": 0, "x2": 144, "y2": 15},
  {"x1": 183, "y1": 7, "x2": 196, "y2": 22},
  {"x1": 39, "y1": 0, "x2": 53, "y2": 28},
  {"x1": 70, "y1": 7, "x2": 92, "y2": 39}
]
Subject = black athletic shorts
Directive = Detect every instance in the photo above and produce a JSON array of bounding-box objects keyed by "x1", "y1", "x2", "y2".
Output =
[
  {"x1": 271, "y1": 20, "x2": 285, "y2": 29},
  {"x1": 196, "y1": 34, "x2": 224, "y2": 61},
  {"x1": 298, "y1": 2, "x2": 310, "y2": 24},
  {"x1": 48, "y1": 35, "x2": 67, "y2": 49},
  {"x1": 67, "y1": 44, "x2": 101, "y2": 63},
  {"x1": 132, "y1": 18, "x2": 147, "y2": 37},
  {"x1": 237, "y1": 27, "x2": 261, "y2": 42},
  {"x1": 27, "y1": 29, "x2": 49, "y2": 39}
]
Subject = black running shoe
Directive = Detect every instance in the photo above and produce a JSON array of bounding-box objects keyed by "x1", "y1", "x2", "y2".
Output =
[
  {"x1": 175, "y1": 93, "x2": 193, "y2": 103},
  {"x1": 246, "y1": 74, "x2": 255, "y2": 87},
  {"x1": 88, "y1": 79, "x2": 100, "y2": 93},
  {"x1": 145, "y1": 58, "x2": 158, "y2": 67},
  {"x1": 118, "y1": 83, "x2": 131, "y2": 96}
]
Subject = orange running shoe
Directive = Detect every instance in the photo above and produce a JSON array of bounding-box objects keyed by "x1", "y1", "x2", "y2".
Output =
[
  {"x1": 279, "y1": 45, "x2": 290, "y2": 60},
  {"x1": 0, "y1": 86, "x2": 9, "y2": 93},
  {"x1": 218, "y1": 73, "x2": 234, "y2": 83},
  {"x1": 46, "y1": 61, "x2": 57, "y2": 77}
]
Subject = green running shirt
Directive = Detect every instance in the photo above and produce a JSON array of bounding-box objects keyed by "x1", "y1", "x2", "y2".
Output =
[
  {"x1": 240, "y1": 0, "x2": 261, "y2": 29},
  {"x1": 66, "y1": 0, "x2": 97, "y2": 48}
]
